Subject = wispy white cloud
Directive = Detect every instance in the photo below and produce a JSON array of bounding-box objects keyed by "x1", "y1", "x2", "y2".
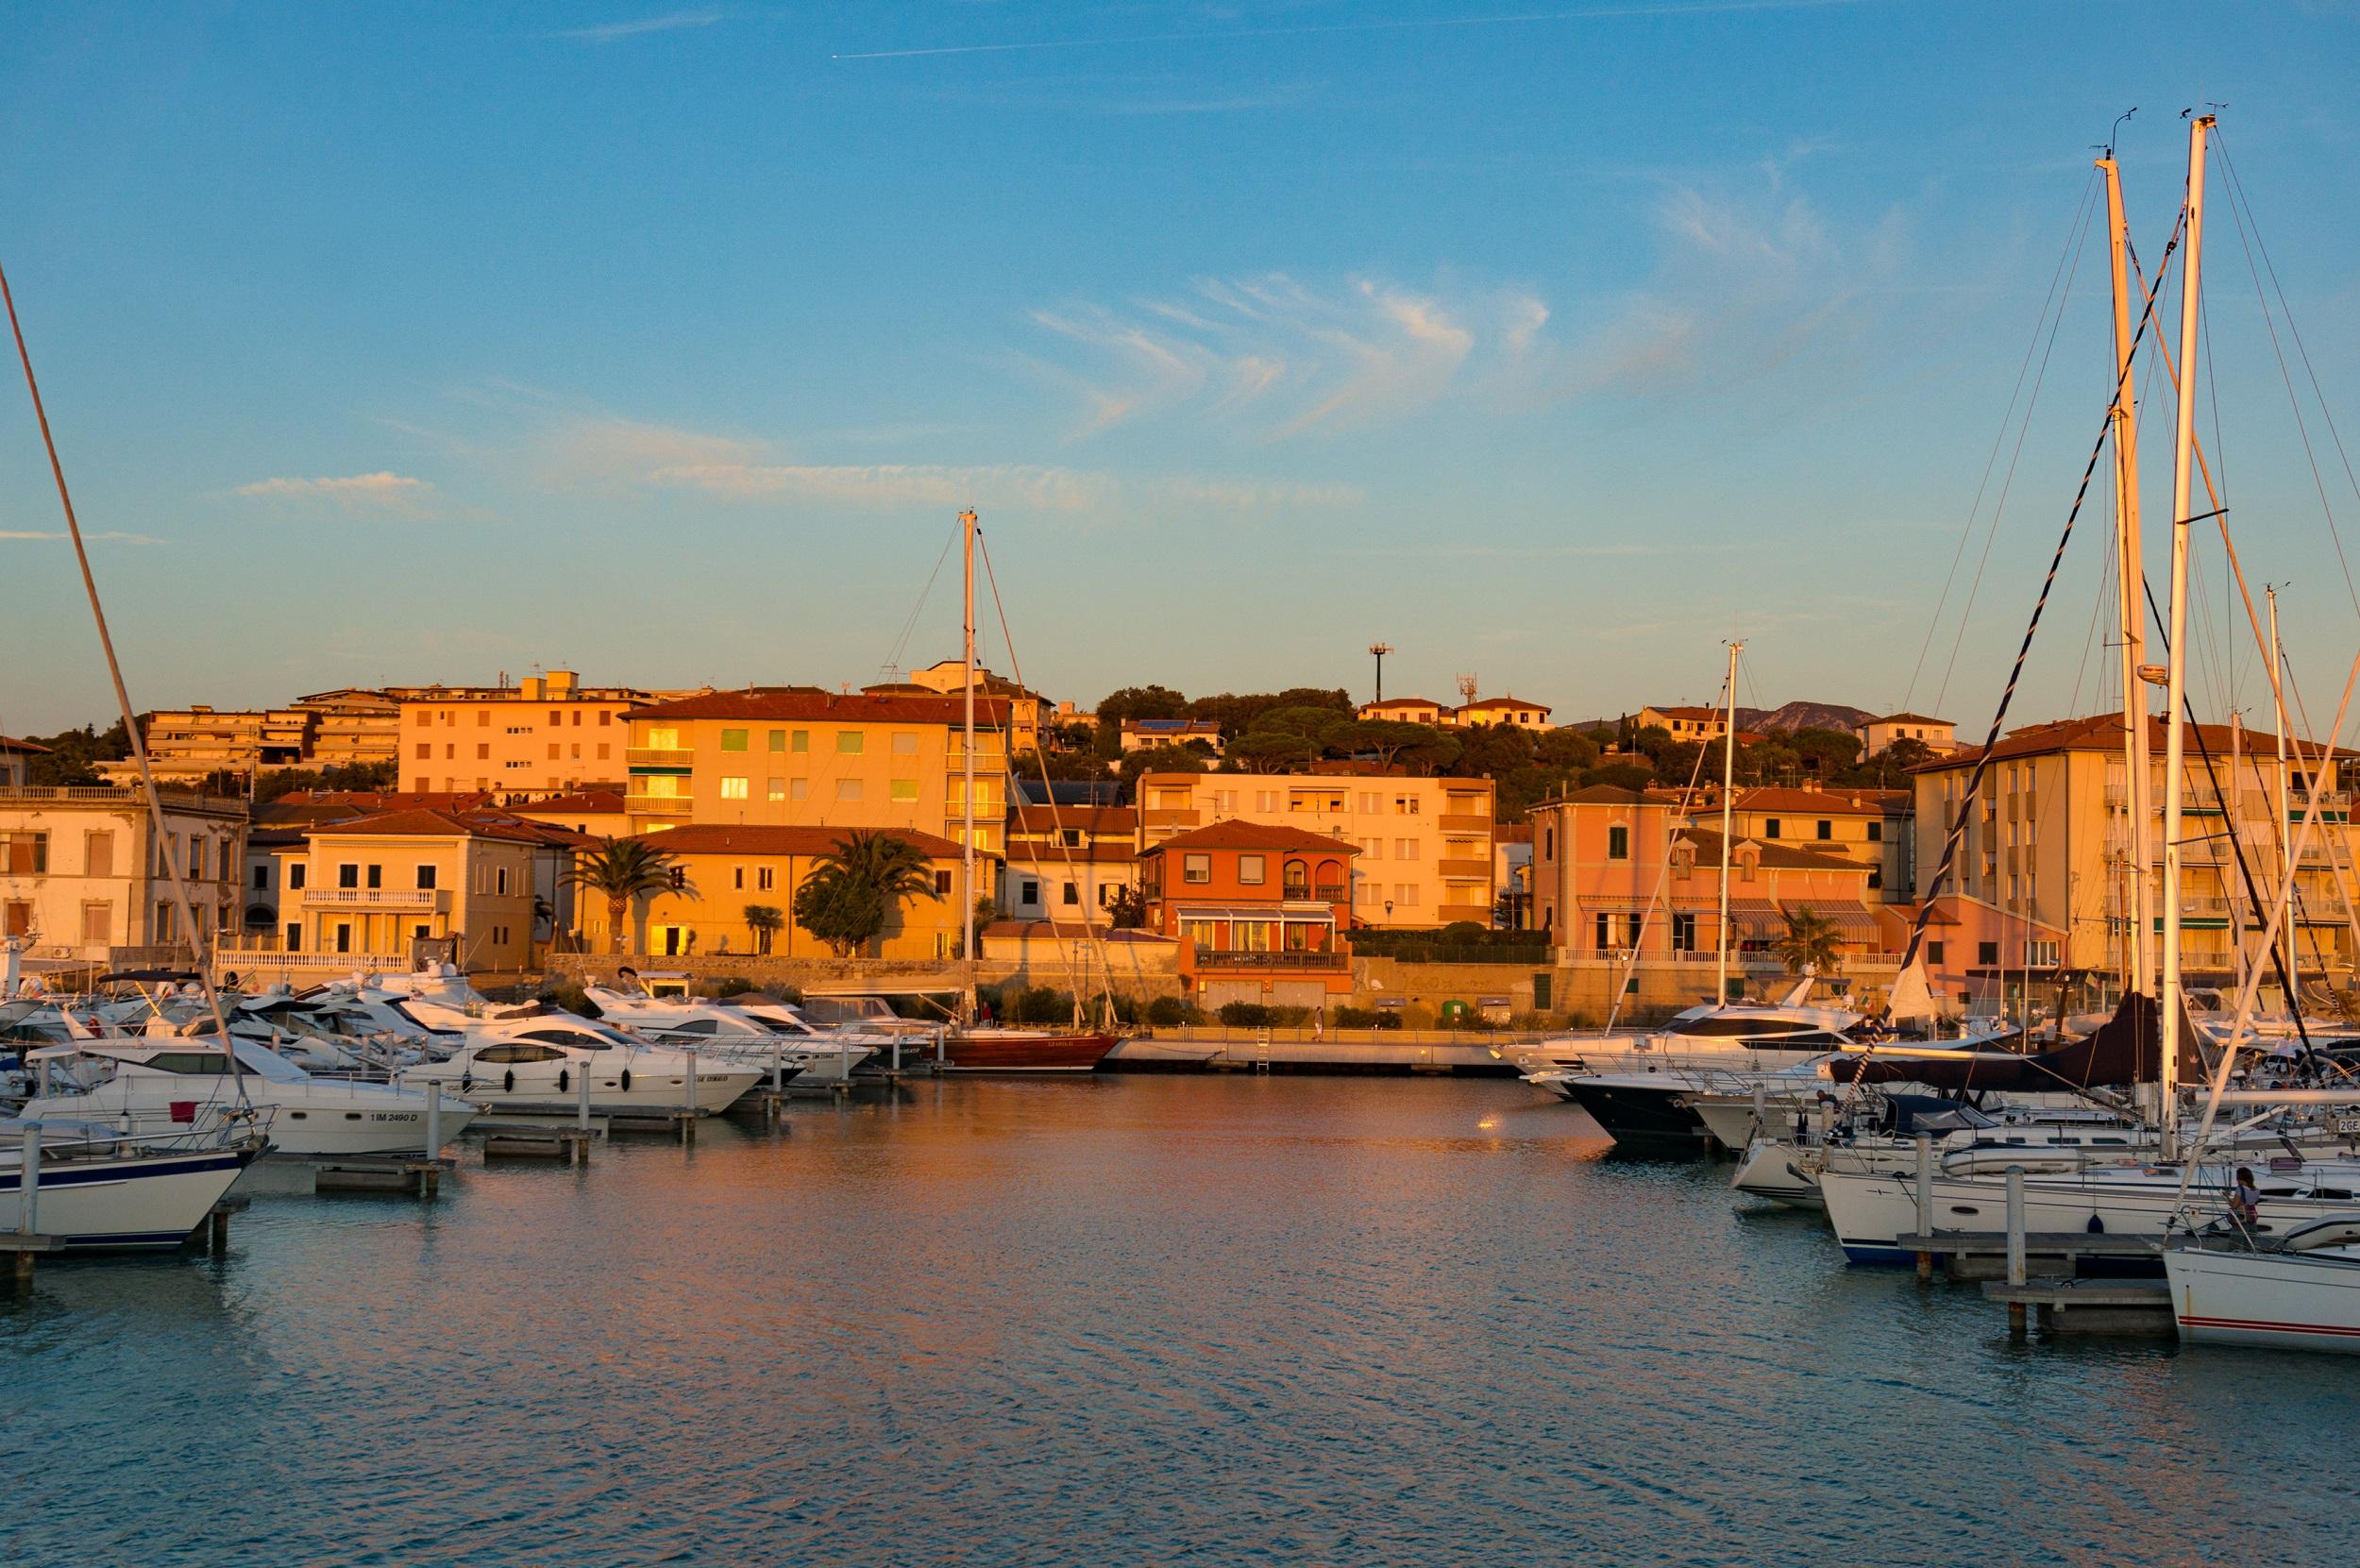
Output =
[
  {"x1": 645, "y1": 458, "x2": 1357, "y2": 514},
  {"x1": 233, "y1": 471, "x2": 439, "y2": 514},
  {"x1": 545, "y1": 8, "x2": 722, "y2": 44},
  {"x1": 0, "y1": 530, "x2": 164, "y2": 545}
]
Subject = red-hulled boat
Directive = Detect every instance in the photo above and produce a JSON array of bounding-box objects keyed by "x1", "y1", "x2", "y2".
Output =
[{"x1": 943, "y1": 1029, "x2": 1119, "y2": 1073}]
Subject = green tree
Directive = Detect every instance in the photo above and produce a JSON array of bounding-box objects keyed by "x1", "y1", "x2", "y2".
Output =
[
  {"x1": 562, "y1": 838, "x2": 685, "y2": 953},
  {"x1": 1446, "y1": 722, "x2": 1538, "y2": 780},
  {"x1": 1333, "y1": 718, "x2": 1450, "y2": 771},
  {"x1": 1224, "y1": 732, "x2": 1319, "y2": 773},
  {"x1": 1095, "y1": 684, "x2": 1191, "y2": 725},
  {"x1": 790, "y1": 830, "x2": 939, "y2": 957},
  {"x1": 1120, "y1": 743, "x2": 1211, "y2": 788},
  {"x1": 23, "y1": 719, "x2": 130, "y2": 787},
  {"x1": 1013, "y1": 747, "x2": 1114, "y2": 783},
  {"x1": 1773, "y1": 907, "x2": 1843, "y2": 976},
  {"x1": 1106, "y1": 885, "x2": 1148, "y2": 929},
  {"x1": 744, "y1": 902, "x2": 784, "y2": 955}
]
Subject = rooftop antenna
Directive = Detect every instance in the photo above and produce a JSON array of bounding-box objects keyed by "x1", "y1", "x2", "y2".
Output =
[
  {"x1": 1456, "y1": 672, "x2": 1479, "y2": 706},
  {"x1": 1368, "y1": 642, "x2": 1393, "y2": 704}
]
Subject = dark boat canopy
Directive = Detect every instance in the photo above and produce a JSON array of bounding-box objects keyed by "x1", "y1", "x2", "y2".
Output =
[{"x1": 1831, "y1": 992, "x2": 2188, "y2": 1094}]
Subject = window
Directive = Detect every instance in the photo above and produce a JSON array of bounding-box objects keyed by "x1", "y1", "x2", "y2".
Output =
[
  {"x1": 84, "y1": 831, "x2": 112, "y2": 878},
  {"x1": 1544, "y1": 828, "x2": 1555, "y2": 860},
  {"x1": 1021, "y1": 880, "x2": 1040, "y2": 905},
  {"x1": 1765, "y1": 819, "x2": 1781, "y2": 839},
  {"x1": 81, "y1": 902, "x2": 111, "y2": 942},
  {"x1": 764, "y1": 729, "x2": 785, "y2": 752},
  {"x1": 1815, "y1": 819, "x2": 1831, "y2": 840},
  {"x1": 1594, "y1": 913, "x2": 1612, "y2": 949},
  {"x1": 416, "y1": 865, "x2": 437, "y2": 890},
  {"x1": 1062, "y1": 882, "x2": 1079, "y2": 905},
  {"x1": 416, "y1": 742, "x2": 431, "y2": 760},
  {"x1": 1395, "y1": 885, "x2": 1420, "y2": 908},
  {"x1": 835, "y1": 779, "x2": 864, "y2": 802},
  {"x1": 252, "y1": 865, "x2": 269, "y2": 890},
  {"x1": 1977, "y1": 940, "x2": 1999, "y2": 967},
  {"x1": 1183, "y1": 853, "x2": 1211, "y2": 885},
  {"x1": 333, "y1": 922, "x2": 352, "y2": 953},
  {"x1": 791, "y1": 730, "x2": 809, "y2": 752},
  {"x1": 2025, "y1": 939, "x2": 2060, "y2": 968},
  {"x1": 1608, "y1": 825, "x2": 1629, "y2": 860},
  {"x1": 757, "y1": 867, "x2": 774, "y2": 891},
  {"x1": 1866, "y1": 820, "x2": 1882, "y2": 843},
  {"x1": 1927, "y1": 940, "x2": 1946, "y2": 966},
  {"x1": 1868, "y1": 869, "x2": 1883, "y2": 890},
  {"x1": 892, "y1": 733, "x2": 919, "y2": 755},
  {"x1": 790, "y1": 780, "x2": 809, "y2": 802},
  {"x1": 600, "y1": 711, "x2": 612, "y2": 727},
  {"x1": 497, "y1": 867, "x2": 513, "y2": 896},
  {"x1": 836, "y1": 731, "x2": 865, "y2": 754},
  {"x1": 338, "y1": 864, "x2": 359, "y2": 889},
  {"x1": 767, "y1": 777, "x2": 785, "y2": 802},
  {"x1": 936, "y1": 869, "x2": 952, "y2": 895},
  {"x1": 733, "y1": 868, "x2": 746, "y2": 890},
  {"x1": 366, "y1": 864, "x2": 383, "y2": 889},
  {"x1": 1671, "y1": 913, "x2": 1696, "y2": 952},
  {"x1": 1394, "y1": 838, "x2": 1419, "y2": 861},
  {"x1": 720, "y1": 776, "x2": 750, "y2": 800},
  {"x1": 1239, "y1": 854, "x2": 1266, "y2": 885},
  {"x1": 721, "y1": 729, "x2": 749, "y2": 751},
  {"x1": 478, "y1": 743, "x2": 491, "y2": 760},
  {"x1": 890, "y1": 779, "x2": 919, "y2": 802},
  {"x1": 290, "y1": 863, "x2": 307, "y2": 890}
]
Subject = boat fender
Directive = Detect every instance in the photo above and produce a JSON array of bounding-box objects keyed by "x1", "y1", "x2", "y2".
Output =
[
  {"x1": 621, "y1": 1068, "x2": 632, "y2": 1090},
  {"x1": 459, "y1": 1073, "x2": 472, "y2": 1093},
  {"x1": 2086, "y1": 1214, "x2": 2104, "y2": 1234},
  {"x1": 558, "y1": 1068, "x2": 569, "y2": 1091},
  {"x1": 503, "y1": 1070, "x2": 514, "y2": 1093}
]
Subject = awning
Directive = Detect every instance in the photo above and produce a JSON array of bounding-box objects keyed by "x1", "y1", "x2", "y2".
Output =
[
  {"x1": 1726, "y1": 899, "x2": 1785, "y2": 936},
  {"x1": 1787, "y1": 901, "x2": 1883, "y2": 937},
  {"x1": 1175, "y1": 905, "x2": 1334, "y2": 923}
]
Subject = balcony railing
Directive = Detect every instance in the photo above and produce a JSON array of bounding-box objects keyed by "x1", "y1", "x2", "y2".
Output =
[
  {"x1": 1280, "y1": 884, "x2": 1349, "y2": 903},
  {"x1": 624, "y1": 793, "x2": 694, "y2": 814},
  {"x1": 305, "y1": 887, "x2": 453, "y2": 912},
  {"x1": 626, "y1": 748, "x2": 693, "y2": 767},
  {"x1": 1436, "y1": 858, "x2": 1491, "y2": 879},
  {"x1": 0, "y1": 784, "x2": 231, "y2": 810},
  {"x1": 1143, "y1": 809, "x2": 1201, "y2": 829},
  {"x1": 1438, "y1": 814, "x2": 1491, "y2": 834},
  {"x1": 1191, "y1": 949, "x2": 1349, "y2": 970}
]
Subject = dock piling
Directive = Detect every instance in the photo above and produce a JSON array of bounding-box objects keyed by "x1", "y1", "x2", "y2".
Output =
[
  {"x1": 577, "y1": 1070, "x2": 591, "y2": 1132},
  {"x1": 424, "y1": 1082, "x2": 442, "y2": 1157},
  {"x1": 19, "y1": 1123, "x2": 39, "y2": 1238},
  {"x1": 2005, "y1": 1166, "x2": 2028, "y2": 1333},
  {"x1": 1913, "y1": 1134, "x2": 1932, "y2": 1282}
]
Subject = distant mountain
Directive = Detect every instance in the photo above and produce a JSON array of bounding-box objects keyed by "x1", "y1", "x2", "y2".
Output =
[{"x1": 1736, "y1": 701, "x2": 1873, "y2": 735}]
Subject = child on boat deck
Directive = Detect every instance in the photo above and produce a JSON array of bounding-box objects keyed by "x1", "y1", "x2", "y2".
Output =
[{"x1": 2229, "y1": 1167, "x2": 2262, "y2": 1227}]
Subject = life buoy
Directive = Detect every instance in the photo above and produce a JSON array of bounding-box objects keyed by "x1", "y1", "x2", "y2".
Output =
[
  {"x1": 558, "y1": 1068, "x2": 569, "y2": 1091},
  {"x1": 503, "y1": 1070, "x2": 515, "y2": 1092}
]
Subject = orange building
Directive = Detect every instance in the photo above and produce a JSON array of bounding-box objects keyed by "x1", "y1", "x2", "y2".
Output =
[
  {"x1": 397, "y1": 669, "x2": 655, "y2": 801},
  {"x1": 1138, "y1": 820, "x2": 1357, "y2": 1006}
]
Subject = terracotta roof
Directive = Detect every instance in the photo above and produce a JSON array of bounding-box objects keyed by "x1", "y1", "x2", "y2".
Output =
[
  {"x1": 1456, "y1": 696, "x2": 1551, "y2": 713},
  {"x1": 1010, "y1": 805, "x2": 1138, "y2": 836},
  {"x1": 1546, "y1": 784, "x2": 1655, "y2": 806},
  {"x1": 311, "y1": 808, "x2": 549, "y2": 844},
  {"x1": 1675, "y1": 828, "x2": 1868, "y2": 874},
  {"x1": 1143, "y1": 819, "x2": 1362, "y2": 855},
  {"x1": 1360, "y1": 697, "x2": 1443, "y2": 710},
  {"x1": 512, "y1": 789, "x2": 627, "y2": 816},
  {"x1": 0, "y1": 734, "x2": 52, "y2": 753},
  {"x1": 268, "y1": 789, "x2": 497, "y2": 816},
  {"x1": 627, "y1": 824, "x2": 967, "y2": 858},
  {"x1": 1863, "y1": 712, "x2": 1952, "y2": 727},
  {"x1": 1917, "y1": 714, "x2": 2354, "y2": 771},
  {"x1": 1735, "y1": 787, "x2": 1882, "y2": 816},
  {"x1": 1005, "y1": 840, "x2": 1139, "y2": 865},
  {"x1": 625, "y1": 690, "x2": 1010, "y2": 726},
  {"x1": 984, "y1": 919, "x2": 1172, "y2": 941},
  {"x1": 1497, "y1": 823, "x2": 1534, "y2": 845},
  {"x1": 1646, "y1": 705, "x2": 1724, "y2": 722}
]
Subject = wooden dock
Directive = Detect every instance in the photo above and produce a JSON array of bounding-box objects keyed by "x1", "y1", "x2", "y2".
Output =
[
  {"x1": 1981, "y1": 1277, "x2": 2175, "y2": 1335},
  {"x1": 1896, "y1": 1230, "x2": 2163, "y2": 1281},
  {"x1": 482, "y1": 1128, "x2": 595, "y2": 1165},
  {"x1": 244, "y1": 1154, "x2": 452, "y2": 1198}
]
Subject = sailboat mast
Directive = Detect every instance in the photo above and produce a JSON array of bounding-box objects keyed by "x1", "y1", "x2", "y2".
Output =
[
  {"x1": 2099, "y1": 153, "x2": 2153, "y2": 998},
  {"x1": 1715, "y1": 640, "x2": 1743, "y2": 1005},
  {"x1": 2160, "y1": 113, "x2": 2215, "y2": 1153},
  {"x1": 960, "y1": 508, "x2": 978, "y2": 977},
  {"x1": 2271, "y1": 587, "x2": 2295, "y2": 994}
]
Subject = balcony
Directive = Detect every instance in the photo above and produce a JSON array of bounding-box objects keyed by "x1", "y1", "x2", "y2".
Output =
[
  {"x1": 1191, "y1": 949, "x2": 1349, "y2": 971},
  {"x1": 1436, "y1": 858, "x2": 1491, "y2": 879},
  {"x1": 624, "y1": 793, "x2": 695, "y2": 815},
  {"x1": 1280, "y1": 884, "x2": 1350, "y2": 903},
  {"x1": 306, "y1": 887, "x2": 453, "y2": 912},
  {"x1": 626, "y1": 747, "x2": 694, "y2": 767},
  {"x1": 1438, "y1": 814, "x2": 1491, "y2": 834},
  {"x1": 1143, "y1": 808, "x2": 1201, "y2": 829},
  {"x1": 1435, "y1": 903, "x2": 1494, "y2": 923}
]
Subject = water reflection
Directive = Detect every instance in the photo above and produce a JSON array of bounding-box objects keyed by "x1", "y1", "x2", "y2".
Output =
[{"x1": 5, "y1": 1075, "x2": 2358, "y2": 1564}]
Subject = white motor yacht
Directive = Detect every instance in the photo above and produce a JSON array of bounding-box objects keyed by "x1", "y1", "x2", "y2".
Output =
[
  {"x1": 582, "y1": 985, "x2": 878, "y2": 1084},
  {"x1": 19, "y1": 1037, "x2": 479, "y2": 1156},
  {"x1": 394, "y1": 1006, "x2": 760, "y2": 1115}
]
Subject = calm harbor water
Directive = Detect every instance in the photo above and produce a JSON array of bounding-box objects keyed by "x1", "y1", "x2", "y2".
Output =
[{"x1": 7, "y1": 1075, "x2": 2360, "y2": 1566}]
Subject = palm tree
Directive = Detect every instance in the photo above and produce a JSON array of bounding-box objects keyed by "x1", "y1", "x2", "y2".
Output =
[
  {"x1": 744, "y1": 902, "x2": 784, "y2": 955},
  {"x1": 563, "y1": 838, "x2": 684, "y2": 954},
  {"x1": 1773, "y1": 907, "x2": 1843, "y2": 977},
  {"x1": 793, "y1": 830, "x2": 938, "y2": 957}
]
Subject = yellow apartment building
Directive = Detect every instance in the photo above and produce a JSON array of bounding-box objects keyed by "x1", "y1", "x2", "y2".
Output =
[
  {"x1": 1357, "y1": 697, "x2": 1447, "y2": 725},
  {"x1": 1134, "y1": 771, "x2": 1497, "y2": 927},
  {"x1": 1720, "y1": 786, "x2": 1914, "y2": 902},
  {"x1": 294, "y1": 688, "x2": 402, "y2": 768},
  {"x1": 509, "y1": 788, "x2": 632, "y2": 840},
  {"x1": 1913, "y1": 715, "x2": 2360, "y2": 984},
  {"x1": 1638, "y1": 704, "x2": 1730, "y2": 744},
  {"x1": 1857, "y1": 711, "x2": 1958, "y2": 757},
  {"x1": 1447, "y1": 696, "x2": 1552, "y2": 730},
  {"x1": 228, "y1": 809, "x2": 544, "y2": 975},
  {"x1": 396, "y1": 669, "x2": 660, "y2": 800},
  {"x1": 623, "y1": 689, "x2": 1011, "y2": 854},
  {"x1": 597, "y1": 824, "x2": 975, "y2": 958},
  {"x1": 1002, "y1": 805, "x2": 1138, "y2": 924},
  {"x1": 0, "y1": 784, "x2": 246, "y2": 970}
]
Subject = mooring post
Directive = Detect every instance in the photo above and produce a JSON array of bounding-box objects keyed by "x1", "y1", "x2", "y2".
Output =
[
  {"x1": 683, "y1": 1050, "x2": 700, "y2": 1144},
  {"x1": 9, "y1": 1251, "x2": 30, "y2": 1290},
  {"x1": 1913, "y1": 1133, "x2": 1934, "y2": 1282},
  {"x1": 936, "y1": 1026, "x2": 947, "y2": 1070},
  {"x1": 2005, "y1": 1164, "x2": 2029, "y2": 1333},
  {"x1": 18, "y1": 1123, "x2": 40, "y2": 1239},
  {"x1": 208, "y1": 1204, "x2": 229, "y2": 1254},
  {"x1": 577, "y1": 1067, "x2": 591, "y2": 1132},
  {"x1": 769, "y1": 1039, "x2": 783, "y2": 1095},
  {"x1": 424, "y1": 1081, "x2": 442, "y2": 1157}
]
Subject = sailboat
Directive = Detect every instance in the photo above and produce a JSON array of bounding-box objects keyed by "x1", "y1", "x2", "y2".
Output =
[{"x1": 938, "y1": 509, "x2": 1118, "y2": 1074}]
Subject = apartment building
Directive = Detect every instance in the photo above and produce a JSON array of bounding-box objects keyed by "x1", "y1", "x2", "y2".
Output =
[
  {"x1": 102, "y1": 690, "x2": 401, "y2": 787},
  {"x1": 0, "y1": 736, "x2": 46, "y2": 789},
  {"x1": 901, "y1": 660, "x2": 1046, "y2": 755},
  {"x1": 622, "y1": 689, "x2": 1011, "y2": 855},
  {"x1": 1356, "y1": 697, "x2": 1447, "y2": 725},
  {"x1": 1002, "y1": 805, "x2": 1138, "y2": 924},
  {"x1": 1913, "y1": 714, "x2": 2360, "y2": 985},
  {"x1": 598, "y1": 824, "x2": 972, "y2": 959},
  {"x1": 1528, "y1": 784, "x2": 1886, "y2": 995},
  {"x1": 1858, "y1": 712, "x2": 1958, "y2": 758},
  {"x1": 295, "y1": 688, "x2": 402, "y2": 768},
  {"x1": 1134, "y1": 771, "x2": 1496, "y2": 927},
  {"x1": 397, "y1": 669, "x2": 656, "y2": 800},
  {"x1": 0, "y1": 784, "x2": 246, "y2": 969},
  {"x1": 1723, "y1": 786, "x2": 1913, "y2": 900},
  {"x1": 1449, "y1": 696, "x2": 1551, "y2": 730},
  {"x1": 1637, "y1": 704, "x2": 1730, "y2": 743},
  {"x1": 1137, "y1": 821, "x2": 1357, "y2": 1006},
  {"x1": 230, "y1": 809, "x2": 546, "y2": 974},
  {"x1": 1120, "y1": 717, "x2": 1223, "y2": 753}
]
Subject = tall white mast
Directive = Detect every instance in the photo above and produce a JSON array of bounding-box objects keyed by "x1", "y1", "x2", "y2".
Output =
[
  {"x1": 1715, "y1": 640, "x2": 1743, "y2": 1006},
  {"x1": 960, "y1": 508, "x2": 978, "y2": 978},
  {"x1": 2270, "y1": 586, "x2": 2294, "y2": 992},
  {"x1": 2160, "y1": 112, "x2": 2215, "y2": 1154},
  {"x1": 2099, "y1": 152, "x2": 2153, "y2": 997}
]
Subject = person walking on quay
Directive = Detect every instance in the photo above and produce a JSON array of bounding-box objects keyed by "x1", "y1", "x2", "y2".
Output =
[{"x1": 1312, "y1": 1006, "x2": 1324, "y2": 1041}]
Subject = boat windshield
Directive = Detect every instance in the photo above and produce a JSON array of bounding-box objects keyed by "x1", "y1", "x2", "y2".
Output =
[{"x1": 1663, "y1": 1017, "x2": 1822, "y2": 1038}]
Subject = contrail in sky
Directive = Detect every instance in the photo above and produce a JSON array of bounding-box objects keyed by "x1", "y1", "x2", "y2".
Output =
[{"x1": 833, "y1": 0, "x2": 1869, "y2": 62}]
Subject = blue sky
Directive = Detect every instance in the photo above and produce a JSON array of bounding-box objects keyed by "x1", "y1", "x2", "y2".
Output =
[{"x1": 5, "y1": 1, "x2": 2359, "y2": 743}]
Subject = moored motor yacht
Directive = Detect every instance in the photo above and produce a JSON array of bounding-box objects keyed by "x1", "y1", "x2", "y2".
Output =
[
  {"x1": 0, "y1": 1117, "x2": 266, "y2": 1250},
  {"x1": 394, "y1": 1010, "x2": 760, "y2": 1115}
]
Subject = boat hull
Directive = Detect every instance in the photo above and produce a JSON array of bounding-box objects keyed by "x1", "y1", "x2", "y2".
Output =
[
  {"x1": 2166, "y1": 1245, "x2": 2360, "y2": 1352},
  {"x1": 0, "y1": 1144, "x2": 254, "y2": 1251},
  {"x1": 945, "y1": 1032, "x2": 1117, "y2": 1073},
  {"x1": 1559, "y1": 1080, "x2": 1711, "y2": 1153}
]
